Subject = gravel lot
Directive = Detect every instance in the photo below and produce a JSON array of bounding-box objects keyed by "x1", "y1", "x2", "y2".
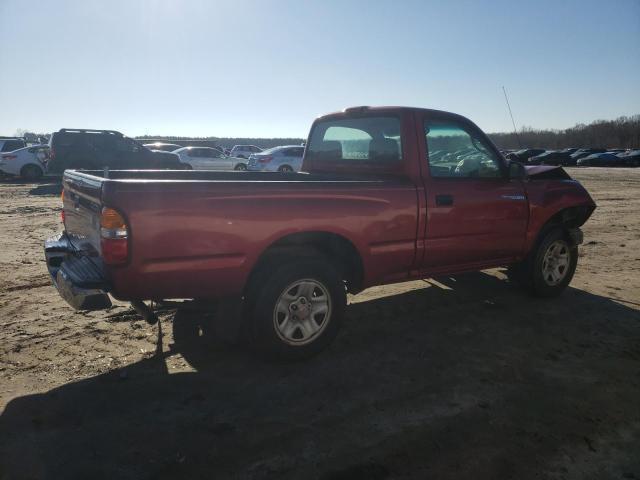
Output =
[{"x1": 0, "y1": 168, "x2": 639, "y2": 480}]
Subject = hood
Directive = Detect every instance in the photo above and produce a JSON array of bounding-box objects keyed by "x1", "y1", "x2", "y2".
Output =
[{"x1": 524, "y1": 164, "x2": 571, "y2": 180}]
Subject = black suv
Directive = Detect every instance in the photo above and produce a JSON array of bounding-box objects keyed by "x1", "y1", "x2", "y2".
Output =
[{"x1": 47, "y1": 129, "x2": 186, "y2": 174}]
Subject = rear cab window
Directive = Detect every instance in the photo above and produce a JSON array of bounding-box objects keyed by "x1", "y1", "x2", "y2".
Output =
[{"x1": 306, "y1": 115, "x2": 403, "y2": 173}]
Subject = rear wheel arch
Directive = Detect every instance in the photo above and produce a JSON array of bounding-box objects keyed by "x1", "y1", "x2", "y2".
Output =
[{"x1": 245, "y1": 231, "x2": 365, "y2": 298}]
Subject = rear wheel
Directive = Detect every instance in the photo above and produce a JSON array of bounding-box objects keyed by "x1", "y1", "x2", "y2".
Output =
[
  {"x1": 234, "y1": 163, "x2": 247, "y2": 171},
  {"x1": 278, "y1": 165, "x2": 294, "y2": 173},
  {"x1": 247, "y1": 258, "x2": 346, "y2": 359},
  {"x1": 20, "y1": 164, "x2": 43, "y2": 181}
]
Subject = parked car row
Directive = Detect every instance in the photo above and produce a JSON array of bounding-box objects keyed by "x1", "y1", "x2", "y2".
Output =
[
  {"x1": 0, "y1": 128, "x2": 306, "y2": 179},
  {"x1": 504, "y1": 147, "x2": 639, "y2": 167}
]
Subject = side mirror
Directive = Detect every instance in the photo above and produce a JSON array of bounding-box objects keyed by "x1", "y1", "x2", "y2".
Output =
[{"x1": 508, "y1": 161, "x2": 527, "y2": 180}]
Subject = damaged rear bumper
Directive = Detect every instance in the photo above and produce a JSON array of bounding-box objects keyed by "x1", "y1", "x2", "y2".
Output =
[{"x1": 44, "y1": 232, "x2": 112, "y2": 310}]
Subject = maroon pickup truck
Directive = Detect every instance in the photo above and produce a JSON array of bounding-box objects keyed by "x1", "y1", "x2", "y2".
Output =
[{"x1": 45, "y1": 106, "x2": 596, "y2": 358}]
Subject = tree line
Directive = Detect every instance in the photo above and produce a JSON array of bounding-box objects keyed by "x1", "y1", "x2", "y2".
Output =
[{"x1": 488, "y1": 115, "x2": 640, "y2": 150}]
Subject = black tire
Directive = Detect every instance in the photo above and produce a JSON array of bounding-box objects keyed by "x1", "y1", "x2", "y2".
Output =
[
  {"x1": 234, "y1": 163, "x2": 247, "y2": 171},
  {"x1": 509, "y1": 227, "x2": 578, "y2": 297},
  {"x1": 182, "y1": 163, "x2": 193, "y2": 170},
  {"x1": 278, "y1": 165, "x2": 294, "y2": 173},
  {"x1": 247, "y1": 258, "x2": 346, "y2": 360},
  {"x1": 20, "y1": 164, "x2": 43, "y2": 181}
]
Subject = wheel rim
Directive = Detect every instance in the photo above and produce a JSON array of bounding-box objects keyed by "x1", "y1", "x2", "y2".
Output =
[
  {"x1": 541, "y1": 240, "x2": 571, "y2": 286},
  {"x1": 235, "y1": 164, "x2": 247, "y2": 171},
  {"x1": 273, "y1": 279, "x2": 332, "y2": 346},
  {"x1": 280, "y1": 166, "x2": 292, "y2": 173}
]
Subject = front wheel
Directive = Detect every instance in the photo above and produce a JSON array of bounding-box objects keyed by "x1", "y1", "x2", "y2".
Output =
[
  {"x1": 247, "y1": 259, "x2": 346, "y2": 359},
  {"x1": 509, "y1": 227, "x2": 578, "y2": 297}
]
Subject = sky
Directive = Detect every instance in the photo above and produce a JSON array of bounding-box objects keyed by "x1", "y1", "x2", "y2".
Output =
[{"x1": 1, "y1": 0, "x2": 639, "y2": 138}]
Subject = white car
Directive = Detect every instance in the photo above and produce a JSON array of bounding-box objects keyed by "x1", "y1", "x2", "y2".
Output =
[
  {"x1": 0, "y1": 145, "x2": 49, "y2": 180},
  {"x1": 247, "y1": 145, "x2": 305, "y2": 172},
  {"x1": 229, "y1": 145, "x2": 262, "y2": 159},
  {"x1": 173, "y1": 146, "x2": 248, "y2": 171}
]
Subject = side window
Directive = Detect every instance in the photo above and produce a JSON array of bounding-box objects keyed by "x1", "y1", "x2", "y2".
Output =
[
  {"x1": 115, "y1": 137, "x2": 140, "y2": 153},
  {"x1": 307, "y1": 116, "x2": 402, "y2": 165},
  {"x1": 425, "y1": 119, "x2": 502, "y2": 178},
  {"x1": 86, "y1": 134, "x2": 111, "y2": 151},
  {"x1": 2, "y1": 140, "x2": 24, "y2": 151},
  {"x1": 288, "y1": 147, "x2": 304, "y2": 157}
]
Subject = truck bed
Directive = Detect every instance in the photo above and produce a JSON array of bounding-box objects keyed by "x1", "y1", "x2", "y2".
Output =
[{"x1": 61, "y1": 169, "x2": 420, "y2": 301}]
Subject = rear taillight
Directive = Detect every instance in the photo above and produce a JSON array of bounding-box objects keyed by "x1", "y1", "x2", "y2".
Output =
[
  {"x1": 258, "y1": 155, "x2": 273, "y2": 163},
  {"x1": 100, "y1": 207, "x2": 129, "y2": 265},
  {"x1": 2, "y1": 154, "x2": 17, "y2": 161}
]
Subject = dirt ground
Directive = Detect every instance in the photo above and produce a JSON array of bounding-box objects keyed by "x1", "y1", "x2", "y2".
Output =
[{"x1": 0, "y1": 168, "x2": 639, "y2": 480}]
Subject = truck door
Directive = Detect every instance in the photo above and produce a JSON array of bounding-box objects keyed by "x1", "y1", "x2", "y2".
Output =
[{"x1": 419, "y1": 113, "x2": 528, "y2": 269}]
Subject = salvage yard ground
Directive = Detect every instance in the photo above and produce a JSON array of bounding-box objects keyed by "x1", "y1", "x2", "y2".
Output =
[{"x1": 0, "y1": 168, "x2": 639, "y2": 479}]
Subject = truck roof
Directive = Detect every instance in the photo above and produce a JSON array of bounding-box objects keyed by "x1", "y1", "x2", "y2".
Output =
[{"x1": 318, "y1": 105, "x2": 471, "y2": 122}]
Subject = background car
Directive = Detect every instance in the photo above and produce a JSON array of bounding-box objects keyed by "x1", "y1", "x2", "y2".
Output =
[
  {"x1": 142, "y1": 142, "x2": 183, "y2": 152},
  {"x1": 0, "y1": 137, "x2": 26, "y2": 153},
  {"x1": 173, "y1": 146, "x2": 248, "y2": 170},
  {"x1": 570, "y1": 148, "x2": 606, "y2": 162},
  {"x1": 505, "y1": 148, "x2": 546, "y2": 162},
  {"x1": 617, "y1": 149, "x2": 640, "y2": 167},
  {"x1": 527, "y1": 150, "x2": 574, "y2": 166},
  {"x1": 0, "y1": 144, "x2": 49, "y2": 180},
  {"x1": 47, "y1": 129, "x2": 185, "y2": 174},
  {"x1": 247, "y1": 145, "x2": 305, "y2": 172},
  {"x1": 576, "y1": 152, "x2": 623, "y2": 167},
  {"x1": 229, "y1": 145, "x2": 262, "y2": 159}
]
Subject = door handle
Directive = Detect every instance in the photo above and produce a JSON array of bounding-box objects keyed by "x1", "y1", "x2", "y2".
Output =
[{"x1": 435, "y1": 194, "x2": 453, "y2": 206}]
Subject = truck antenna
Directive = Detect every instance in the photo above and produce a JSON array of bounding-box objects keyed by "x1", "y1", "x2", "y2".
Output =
[{"x1": 502, "y1": 86, "x2": 522, "y2": 148}]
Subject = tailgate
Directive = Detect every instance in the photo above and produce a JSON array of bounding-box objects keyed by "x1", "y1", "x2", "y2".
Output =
[{"x1": 62, "y1": 171, "x2": 104, "y2": 255}]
